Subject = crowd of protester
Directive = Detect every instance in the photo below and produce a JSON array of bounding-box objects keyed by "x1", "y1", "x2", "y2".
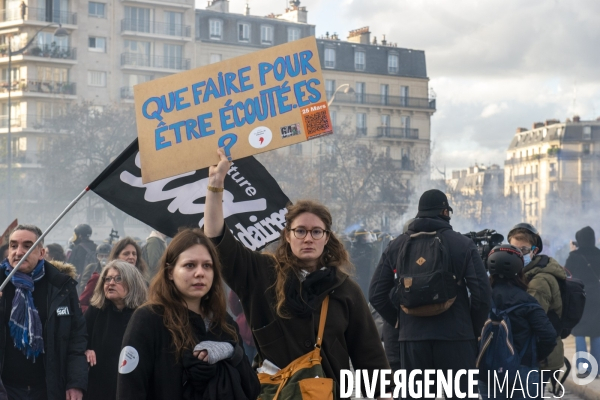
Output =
[{"x1": 0, "y1": 154, "x2": 598, "y2": 399}]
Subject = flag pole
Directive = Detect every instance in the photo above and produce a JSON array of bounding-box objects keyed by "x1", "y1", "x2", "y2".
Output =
[{"x1": 0, "y1": 187, "x2": 89, "y2": 292}]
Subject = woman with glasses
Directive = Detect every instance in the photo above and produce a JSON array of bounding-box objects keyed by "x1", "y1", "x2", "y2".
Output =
[
  {"x1": 203, "y1": 150, "x2": 389, "y2": 399},
  {"x1": 84, "y1": 260, "x2": 147, "y2": 400},
  {"x1": 117, "y1": 228, "x2": 259, "y2": 400}
]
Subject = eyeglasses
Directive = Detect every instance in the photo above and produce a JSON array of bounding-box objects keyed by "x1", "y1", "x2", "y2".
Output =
[
  {"x1": 103, "y1": 275, "x2": 123, "y2": 284},
  {"x1": 516, "y1": 246, "x2": 533, "y2": 255},
  {"x1": 289, "y1": 228, "x2": 329, "y2": 240}
]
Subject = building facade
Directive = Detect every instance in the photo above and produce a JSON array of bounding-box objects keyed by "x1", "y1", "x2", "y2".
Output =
[{"x1": 504, "y1": 117, "x2": 600, "y2": 233}]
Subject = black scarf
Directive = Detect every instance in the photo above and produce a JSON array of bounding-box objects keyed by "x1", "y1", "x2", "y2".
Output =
[{"x1": 284, "y1": 267, "x2": 337, "y2": 319}]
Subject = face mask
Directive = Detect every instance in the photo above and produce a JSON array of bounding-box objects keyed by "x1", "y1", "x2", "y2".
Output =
[
  {"x1": 98, "y1": 256, "x2": 108, "y2": 267},
  {"x1": 523, "y1": 253, "x2": 532, "y2": 266}
]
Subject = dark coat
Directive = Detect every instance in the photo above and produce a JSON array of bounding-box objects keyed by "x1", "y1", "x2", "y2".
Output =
[
  {"x1": 68, "y1": 239, "x2": 96, "y2": 276},
  {"x1": 490, "y1": 282, "x2": 557, "y2": 366},
  {"x1": 85, "y1": 304, "x2": 134, "y2": 400},
  {"x1": 117, "y1": 305, "x2": 258, "y2": 400},
  {"x1": 213, "y1": 225, "x2": 389, "y2": 398},
  {"x1": 0, "y1": 261, "x2": 88, "y2": 399},
  {"x1": 566, "y1": 226, "x2": 600, "y2": 337},
  {"x1": 369, "y1": 217, "x2": 492, "y2": 341}
]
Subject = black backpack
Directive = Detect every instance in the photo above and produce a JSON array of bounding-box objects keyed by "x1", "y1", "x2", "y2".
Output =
[
  {"x1": 536, "y1": 256, "x2": 586, "y2": 339},
  {"x1": 395, "y1": 230, "x2": 458, "y2": 317}
]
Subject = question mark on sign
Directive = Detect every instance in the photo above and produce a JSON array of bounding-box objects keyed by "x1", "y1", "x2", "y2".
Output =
[{"x1": 218, "y1": 133, "x2": 238, "y2": 161}]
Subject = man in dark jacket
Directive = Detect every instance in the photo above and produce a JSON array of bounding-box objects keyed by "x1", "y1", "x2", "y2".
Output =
[
  {"x1": 68, "y1": 224, "x2": 96, "y2": 278},
  {"x1": 0, "y1": 225, "x2": 87, "y2": 400},
  {"x1": 370, "y1": 189, "x2": 491, "y2": 399},
  {"x1": 565, "y1": 226, "x2": 600, "y2": 375}
]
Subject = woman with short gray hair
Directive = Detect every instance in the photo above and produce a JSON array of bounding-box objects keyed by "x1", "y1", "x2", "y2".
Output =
[{"x1": 83, "y1": 260, "x2": 147, "y2": 400}]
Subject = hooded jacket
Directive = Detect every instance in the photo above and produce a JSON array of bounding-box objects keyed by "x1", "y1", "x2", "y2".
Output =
[
  {"x1": 0, "y1": 261, "x2": 88, "y2": 399},
  {"x1": 212, "y1": 224, "x2": 389, "y2": 399},
  {"x1": 565, "y1": 226, "x2": 600, "y2": 337},
  {"x1": 369, "y1": 217, "x2": 492, "y2": 341},
  {"x1": 523, "y1": 255, "x2": 566, "y2": 370},
  {"x1": 68, "y1": 239, "x2": 96, "y2": 277}
]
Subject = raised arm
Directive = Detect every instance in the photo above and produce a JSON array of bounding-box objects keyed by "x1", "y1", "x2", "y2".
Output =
[{"x1": 204, "y1": 149, "x2": 232, "y2": 238}]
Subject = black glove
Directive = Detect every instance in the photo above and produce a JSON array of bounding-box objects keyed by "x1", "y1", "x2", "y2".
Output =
[{"x1": 182, "y1": 350, "x2": 218, "y2": 394}]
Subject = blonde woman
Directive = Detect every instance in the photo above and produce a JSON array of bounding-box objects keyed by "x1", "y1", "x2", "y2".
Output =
[{"x1": 84, "y1": 260, "x2": 147, "y2": 400}]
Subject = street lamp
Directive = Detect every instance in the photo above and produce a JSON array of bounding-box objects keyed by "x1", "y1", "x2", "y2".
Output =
[
  {"x1": 327, "y1": 83, "x2": 354, "y2": 107},
  {"x1": 6, "y1": 23, "x2": 68, "y2": 222}
]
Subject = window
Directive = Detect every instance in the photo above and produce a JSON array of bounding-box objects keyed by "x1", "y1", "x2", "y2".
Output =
[
  {"x1": 238, "y1": 23, "x2": 250, "y2": 42},
  {"x1": 583, "y1": 143, "x2": 591, "y2": 155},
  {"x1": 88, "y1": 2, "x2": 105, "y2": 18},
  {"x1": 165, "y1": 11, "x2": 183, "y2": 36},
  {"x1": 388, "y1": 53, "x2": 399, "y2": 74},
  {"x1": 88, "y1": 71, "x2": 107, "y2": 87},
  {"x1": 380, "y1": 84, "x2": 389, "y2": 105},
  {"x1": 354, "y1": 51, "x2": 366, "y2": 71},
  {"x1": 549, "y1": 163, "x2": 557, "y2": 177},
  {"x1": 37, "y1": 31, "x2": 68, "y2": 49},
  {"x1": 356, "y1": 82, "x2": 365, "y2": 103},
  {"x1": 330, "y1": 110, "x2": 337, "y2": 127},
  {"x1": 324, "y1": 48, "x2": 335, "y2": 68},
  {"x1": 400, "y1": 85, "x2": 409, "y2": 106},
  {"x1": 124, "y1": 6, "x2": 151, "y2": 33},
  {"x1": 36, "y1": 66, "x2": 68, "y2": 83},
  {"x1": 354, "y1": 51, "x2": 365, "y2": 71},
  {"x1": 261, "y1": 25, "x2": 273, "y2": 45},
  {"x1": 164, "y1": 44, "x2": 183, "y2": 69},
  {"x1": 209, "y1": 53, "x2": 222, "y2": 64},
  {"x1": 88, "y1": 37, "x2": 106, "y2": 52},
  {"x1": 287, "y1": 27, "x2": 300, "y2": 42},
  {"x1": 401, "y1": 116, "x2": 411, "y2": 129},
  {"x1": 381, "y1": 114, "x2": 390, "y2": 136},
  {"x1": 583, "y1": 126, "x2": 592, "y2": 140},
  {"x1": 124, "y1": 40, "x2": 151, "y2": 66},
  {"x1": 209, "y1": 19, "x2": 223, "y2": 39},
  {"x1": 582, "y1": 181, "x2": 592, "y2": 196},
  {"x1": 325, "y1": 79, "x2": 335, "y2": 97},
  {"x1": 356, "y1": 113, "x2": 366, "y2": 136}
]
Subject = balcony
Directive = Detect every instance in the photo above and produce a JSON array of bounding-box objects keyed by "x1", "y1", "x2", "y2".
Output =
[
  {"x1": 120, "y1": 0, "x2": 192, "y2": 9},
  {"x1": 0, "y1": 113, "x2": 55, "y2": 130},
  {"x1": 0, "y1": 79, "x2": 76, "y2": 96},
  {"x1": 327, "y1": 91, "x2": 436, "y2": 110},
  {"x1": 513, "y1": 173, "x2": 538, "y2": 183},
  {"x1": 376, "y1": 127, "x2": 419, "y2": 139},
  {"x1": 21, "y1": 44, "x2": 77, "y2": 60},
  {"x1": 121, "y1": 19, "x2": 191, "y2": 38},
  {"x1": 391, "y1": 158, "x2": 415, "y2": 171},
  {"x1": 356, "y1": 127, "x2": 367, "y2": 136},
  {"x1": 121, "y1": 53, "x2": 191, "y2": 71},
  {"x1": 121, "y1": 86, "x2": 134, "y2": 100},
  {"x1": 0, "y1": 7, "x2": 77, "y2": 25}
]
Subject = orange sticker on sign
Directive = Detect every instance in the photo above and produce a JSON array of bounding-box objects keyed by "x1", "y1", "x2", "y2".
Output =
[{"x1": 301, "y1": 102, "x2": 334, "y2": 140}]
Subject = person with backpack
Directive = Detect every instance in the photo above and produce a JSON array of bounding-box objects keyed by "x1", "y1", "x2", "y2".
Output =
[
  {"x1": 507, "y1": 223, "x2": 567, "y2": 374},
  {"x1": 370, "y1": 189, "x2": 491, "y2": 399},
  {"x1": 565, "y1": 226, "x2": 600, "y2": 377},
  {"x1": 477, "y1": 245, "x2": 557, "y2": 399},
  {"x1": 68, "y1": 223, "x2": 97, "y2": 277}
]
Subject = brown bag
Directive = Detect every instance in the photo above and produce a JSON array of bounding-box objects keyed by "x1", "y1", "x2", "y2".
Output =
[{"x1": 257, "y1": 296, "x2": 335, "y2": 400}]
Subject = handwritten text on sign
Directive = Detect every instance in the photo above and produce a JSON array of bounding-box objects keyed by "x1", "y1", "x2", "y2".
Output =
[{"x1": 134, "y1": 37, "x2": 332, "y2": 183}]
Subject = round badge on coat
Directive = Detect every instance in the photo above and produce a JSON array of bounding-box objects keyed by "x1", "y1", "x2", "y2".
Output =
[{"x1": 118, "y1": 346, "x2": 139, "y2": 374}]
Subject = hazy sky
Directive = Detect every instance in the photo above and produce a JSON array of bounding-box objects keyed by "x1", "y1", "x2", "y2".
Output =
[{"x1": 201, "y1": 0, "x2": 600, "y2": 176}]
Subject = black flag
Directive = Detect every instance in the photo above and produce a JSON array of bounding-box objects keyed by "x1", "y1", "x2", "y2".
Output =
[{"x1": 89, "y1": 139, "x2": 290, "y2": 250}]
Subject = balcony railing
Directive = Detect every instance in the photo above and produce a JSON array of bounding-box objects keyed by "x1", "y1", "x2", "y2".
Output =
[
  {"x1": 21, "y1": 45, "x2": 77, "y2": 60},
  {"x1": 121, "y1": 53, "x2": 190, "y2": 70},
  {"x1": 376, "y1": 127, "x2": 419, "y2": 139},
  {"x1": 356, "y1": 127, "x2": 367, "y2": 136},
  {"x1": 121, "y1": 86, "x2": 134, "y2": 99},
  {"x1": 0, "y1": 7, "x2": 77, "y2": 24},
  {"x1": 0, "y1": 79, "x2": 76, "y2": 95},
  {"x1": 327, "y1": 91, "x2": 436, "y2": 110},
  {"x1": 120, "y1": 0, "x2": 192, "y2": 5},
  {"x1": 391, "y1": 158, "x2": 415, "y2": 171},
  {"x1": 121, "y1": 19, "x2": 191, "y2": 37},
  {"x1": 513, "y1": 173, "x2": 538, "y2": 182},
  {"x1": 0, "y1": 113, "x2": 57, "y2": 129}
]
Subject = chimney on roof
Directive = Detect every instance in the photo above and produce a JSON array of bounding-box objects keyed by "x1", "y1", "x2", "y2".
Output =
[
  {"x1": 532, "y1": 122, "x2": 544, "y2": 129},
  {"x1": 516, "y1": 127, "x2": 528, "y2": 133},
  {"x1": 245, "y1": 1, "x2": 250, "y2": 15},
  {"x1": 381, "y1": 34, "x2": 387, "y2": 46},
  {"x1": 545, "y1": 119, "x2": 560, "y2": 126},
  {"x1": 573, "y1": 115, "x2": 581, "y2": 122},
  {"x1": 278, "y1": 0, "x2": 307, "y2": 23},
  {"x1": 207, "y1": 0, "x2": 229, "y2": 12},
  {"x1": 347, "y1": 27, "x2": 370, "y2": 45}
]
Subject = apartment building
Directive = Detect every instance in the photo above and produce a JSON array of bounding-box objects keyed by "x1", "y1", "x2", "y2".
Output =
[{"x1": 504, "y1": 117, "x2": 600, "y2": 233}]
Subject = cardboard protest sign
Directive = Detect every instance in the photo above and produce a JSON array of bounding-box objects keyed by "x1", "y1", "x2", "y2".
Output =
[{"x1": 134, "y1": 36, "x2": 333, "y2": 184}]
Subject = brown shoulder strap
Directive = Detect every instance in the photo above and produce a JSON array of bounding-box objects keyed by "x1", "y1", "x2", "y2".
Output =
[{"x1": 315, "y1": 296, "x2": 329, "y2": 349}]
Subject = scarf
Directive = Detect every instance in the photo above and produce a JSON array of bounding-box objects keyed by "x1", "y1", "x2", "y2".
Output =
[
  {"x1": 284, "y1": 267, "x2": 337, "y2": 319},
  {"x1": 2, "y1": 258, "x2": 45, "y2": 360}
]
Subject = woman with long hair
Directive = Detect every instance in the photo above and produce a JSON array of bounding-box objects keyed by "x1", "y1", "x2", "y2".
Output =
[
  {"x1": 84, "y1": 260, "x2": 147, "y2": 400},
  {"x1": 204, "y1": 150, "x2": 389, "y2": 398},
  {"x1": 478, "y1": 245, "x2": 557, "y2": 399},
  {"x1": 117, "y1": 228, "x2": 259, "y2": 400}
]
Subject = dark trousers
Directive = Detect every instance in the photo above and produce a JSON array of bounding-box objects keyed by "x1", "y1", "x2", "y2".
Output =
[
  {"x1": 4, "y1": 384, "x2": 47, "y2": 400},
  {"x1": 399, "y1": 339, "x2": 478, "y2": 400}
]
